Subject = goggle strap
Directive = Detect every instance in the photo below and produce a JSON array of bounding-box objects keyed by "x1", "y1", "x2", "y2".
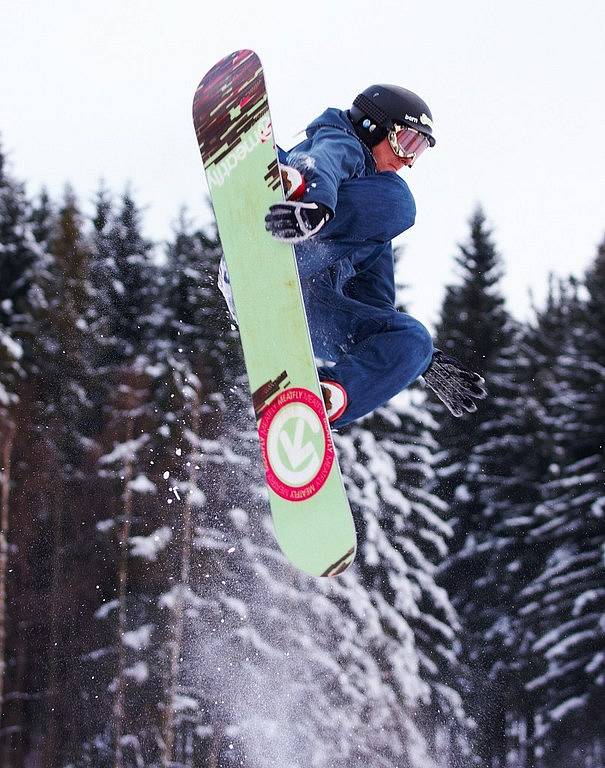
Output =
[{"x1": 353, "y1": 94, "x2": 390, "y2": 128}]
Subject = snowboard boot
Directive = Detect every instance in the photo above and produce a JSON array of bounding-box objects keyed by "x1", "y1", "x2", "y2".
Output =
[{"x1": 320, "y1": 380, "x2": 348, "y2": 423}]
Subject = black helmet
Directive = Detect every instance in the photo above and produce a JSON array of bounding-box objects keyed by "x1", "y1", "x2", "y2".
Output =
[{"x1": 349, "y1": 84, "x2": 436, "y2": 149}]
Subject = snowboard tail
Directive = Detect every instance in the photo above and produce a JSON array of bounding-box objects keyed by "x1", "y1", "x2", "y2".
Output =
[{"x1": 193, "y1": 50, "x2": 356, "y2": 576}]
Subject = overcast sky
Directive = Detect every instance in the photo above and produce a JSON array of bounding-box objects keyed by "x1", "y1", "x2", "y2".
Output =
[{"x1": 2, "y1": 0, "x2": 604, "y2": 330}]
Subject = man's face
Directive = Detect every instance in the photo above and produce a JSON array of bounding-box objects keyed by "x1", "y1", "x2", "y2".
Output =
[
  {"x1": 373, "y1": 126, "x2": 432, "y2": 172},
  {"x1": 371, "y1": 134, "x2": 412, "y2": 173}
]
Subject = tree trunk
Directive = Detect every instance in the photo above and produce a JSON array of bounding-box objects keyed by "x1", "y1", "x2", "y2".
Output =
[
  {"x1": 208, "y1": 724, "x2": 223, "y2": 768},
  {"x1": 0, "y1": 637, "x2": 27, "y2": 768},
  {"x1": 113, "y1": 418, "x2": 134, "y2": 768},
  {"x1": 42, "y1": 443, "x2": 64, "y2": 768},
  {"x1": 525, "y1": 705, "x2": 536, "y2": 768},
  {"x1": 161, "y1": 393, "x2": 200, "y2": 767},
  {"x1": 0, "y1": 420, "x2": 16, "y2": 721}
]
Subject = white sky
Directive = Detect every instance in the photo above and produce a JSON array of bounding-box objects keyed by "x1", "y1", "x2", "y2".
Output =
[{"x1": 2, "y1": 0, "x2": 604, "y2": 330}]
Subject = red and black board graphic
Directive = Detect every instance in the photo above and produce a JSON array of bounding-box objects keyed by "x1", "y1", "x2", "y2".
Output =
[
  {"x1": 252, "y1": 371, "x2": 290, "y2": 421},
  {"x1": 192, "y1": 48, "x2": 279, "y2": 196}
]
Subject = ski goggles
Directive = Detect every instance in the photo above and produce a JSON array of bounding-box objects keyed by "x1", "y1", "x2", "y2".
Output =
[{"x1": 388, "y1": 125, "x2": 431, "y2": 163}]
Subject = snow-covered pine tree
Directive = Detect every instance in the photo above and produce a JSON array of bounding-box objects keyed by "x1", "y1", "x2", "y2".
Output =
[
  {"x1": 0, "y1": 182, "x2": 105, "y2": 766},
  {"x1": 99, "y1": 189, "x2": 162, "y2": 365},
  {"x1": 336, "y1": 391, "x2": 471, "y2": 766},
  {"x1": 0, "y1": 142, "x2": 43, "y2": 415},
  {"x1": 151, "y1": 212, "x2": 235, "y2": 766},
  {"x1": 333, "y1": 254, "x2": 470, "y2": 761},
  {"x1": 186, "y1": 412, "x2": 453, "y2": 768},
  {"x1": 429, "y1": 207, "x2": 528, "y2": 766},
  {"x1": 156, "y1": 226, "x2": 448, "y2": 768},
  {"x1": 87, "y1": 190, "x2": 170, "y2": 767},
  {"x1": 89, "y1": 182, "x2": 115, "y2": 336},
  {"x1": 154, "y1": 216, "x2": 301, "y2": 767},
  {"x1": 29, "y1": 187, "x2": 54, "y2": 249},
  {"x1": 0, "y1": 142, "x2": 44, "y2": 729},
  {"x1": 519, "y1": 238, "x2": 605, "y2": 766},
  {"x1": 32, "y1": 187, "x2": 101, "y2": 768},
  {"x1": 488, "y1": 275, "x2": 581, "y2": 765}
]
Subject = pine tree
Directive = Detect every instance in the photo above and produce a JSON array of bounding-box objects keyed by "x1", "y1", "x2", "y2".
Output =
[
  {"x1": 29, "y1": 187, "x2": 54, "y2": 248},
  {"x1": 520, "y1": 238, "x2": 605, "y2": 765},
  {"x1": 487, "y1": 275, "x2": 579, "y2": 767},
  {"x1": 336, "y1": 253, "x2": 470, "y2": 759},
  {"x1": 91, "y1": 191, "x2": 168, "y2": 767},
  {"x1": 338, "y1": 392, "x2": 471, "y2": 763},
  {"x1": 0, "y1": 143, "x2": 43, "y2": 407},
  {"x1": 0, "y1": 142, "x2": 48, "y2": 760},
  {"x1": 9, "y1": 140, "x2": 605, "y2": 768},
  {"x1": 31, "y1": 187, "x2": 101, "y2": 768},
  {"x1": 151, "y1": 212, "x2": 230, "y2": 766},
  {"x1": 154, "y1": 226, "x2": 457, "y2": 768},
  {"x1": 94, "y1": 188, "x2": 162, "y2": 368},
  {"x1": 0, "y1": 143, "x2": 27, "y2": 722},
  {"x1": 430, "y1": 207, "x2": 524, "y2": 766}
]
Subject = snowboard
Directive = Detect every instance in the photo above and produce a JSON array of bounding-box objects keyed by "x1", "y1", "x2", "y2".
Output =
[{"x1": 192, "y1": 50, "x2": 356, "y2": 576}]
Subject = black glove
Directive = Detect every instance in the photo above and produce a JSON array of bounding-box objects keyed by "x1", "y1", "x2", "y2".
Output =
[
  {"x1": 421, "y1": 349, "x2": 487, "y2": 417},
  {"x1": 265, "y1": 200, "x2": 331, "y2": 243}
]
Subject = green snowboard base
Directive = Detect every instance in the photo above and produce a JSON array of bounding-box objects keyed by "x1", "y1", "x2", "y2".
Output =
[{"x1": 192, "y1": 49, "x2": 356, "y2": 576}]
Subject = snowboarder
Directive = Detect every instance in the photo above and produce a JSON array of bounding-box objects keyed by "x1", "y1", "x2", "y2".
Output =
[{"x1": 220, "y1": 84, "x2": 486, "y2": 427}]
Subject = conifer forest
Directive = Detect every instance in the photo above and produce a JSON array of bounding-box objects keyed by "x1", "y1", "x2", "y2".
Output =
[{"x1": 0, "y1": 143, "x2": 603, "y2": 768}]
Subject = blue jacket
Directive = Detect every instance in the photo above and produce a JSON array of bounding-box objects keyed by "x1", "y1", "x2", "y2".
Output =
[{"x1": 279, "y1": 108, "x2": 416, "y2": 310}]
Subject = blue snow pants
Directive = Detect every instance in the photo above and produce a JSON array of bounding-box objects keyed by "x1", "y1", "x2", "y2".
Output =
[{"x1": 297, "y1": 249, "x2": 434, "y2": 430}]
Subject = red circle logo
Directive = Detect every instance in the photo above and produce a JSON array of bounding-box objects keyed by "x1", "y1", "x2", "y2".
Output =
[{"x1": 258, "y1": 388, "x2": 334, "y2": 502}]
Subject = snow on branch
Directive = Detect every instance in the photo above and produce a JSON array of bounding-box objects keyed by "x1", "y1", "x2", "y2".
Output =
[{"x1": 129, "y1": 526, "x2": 172, "y2": 560}]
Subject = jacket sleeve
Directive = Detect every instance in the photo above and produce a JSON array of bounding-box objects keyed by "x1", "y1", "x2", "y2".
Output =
[{"x1": 285, "y1": 127, "x2": 366, "y2": 214}]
